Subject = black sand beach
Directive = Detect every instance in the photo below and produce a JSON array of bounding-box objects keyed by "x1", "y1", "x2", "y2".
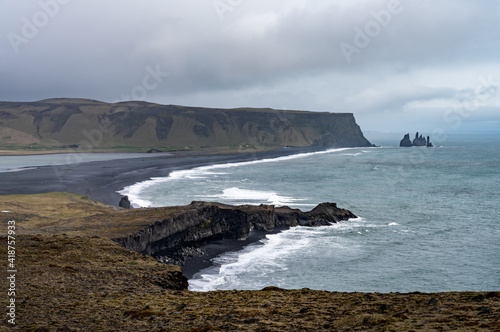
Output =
[{"x1": 0, "y1": 148, "x2": 313, "y2": 207}]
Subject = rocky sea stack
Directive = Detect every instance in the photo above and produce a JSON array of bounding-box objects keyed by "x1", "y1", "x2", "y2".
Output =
[{"x1": 400, "y1": 132, "x2": 433, "y2": 147}]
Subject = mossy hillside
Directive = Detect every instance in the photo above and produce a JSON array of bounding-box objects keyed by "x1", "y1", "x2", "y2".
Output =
[
  {"x1": 0, "y1": 99, "x2": 373, "y2": 152},
  {"x1": 1, "y1": 235, "x2": 499, "y2": 331}
]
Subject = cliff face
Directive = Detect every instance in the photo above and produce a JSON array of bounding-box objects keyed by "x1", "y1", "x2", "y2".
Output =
[
  {"x1": 113, "y1": 201, "x2": 356, "y2": 264},
  {"x1": 0, "y1": 98, "x2": 373, "y2": 150}
]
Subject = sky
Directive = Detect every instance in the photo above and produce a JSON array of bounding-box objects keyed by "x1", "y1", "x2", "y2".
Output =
[{"x1": 1, "y1": 0, "x2": 500, "y2": 133}]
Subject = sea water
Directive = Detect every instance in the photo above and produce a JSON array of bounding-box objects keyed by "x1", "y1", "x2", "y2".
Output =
[{"x1": 122, "y1": 132, "x2": 500, "y2": 292}]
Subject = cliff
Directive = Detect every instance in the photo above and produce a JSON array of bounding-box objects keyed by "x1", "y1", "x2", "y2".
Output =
[
  {"x1": 0, "y1": 98, "x2": 373, "y2": 151},
  {"x1": 113, "y1": 201, "x2": 356, "y2": 265}
]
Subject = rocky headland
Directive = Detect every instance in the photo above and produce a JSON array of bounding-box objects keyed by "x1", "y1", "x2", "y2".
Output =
[
  {"x1": 400, "y1": 132, "x2": 433, "y2": 147},
  {"x1": 113, "y1": 200, "x2": 356, "y2": 268},
  {"x1": 0, "y1": 98, "x2": 373, "y2": 154}
]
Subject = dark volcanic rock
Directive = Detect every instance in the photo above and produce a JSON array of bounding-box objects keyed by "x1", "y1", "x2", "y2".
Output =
[
  {"x1": 400, "y1": 133, "x2": 412, "y2": 147},
  {"x1": 113, "y1": 201, "x2": 356, "y2": 265},
  {"x1": 400, "y1": 132, "x2": 433, "y2": 147},
  {"x1": 413, "y1": 132, "x2": 426, "y2": 146},
  {"x1": 119, "y1": 195, "x2": 131, "y2": 209},
  {"x1": 426, "y1": 136, "x2": 433, "y2": 147}
]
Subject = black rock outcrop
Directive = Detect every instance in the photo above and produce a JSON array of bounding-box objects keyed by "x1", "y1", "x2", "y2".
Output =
[
  {"x1": 400, "y1": 132, "x2": 433, "y2": 147},
  {"x1": 119, "y1": 195, "x2": 131, "y2": 209},
  {"x1": 113, "y1": 201, "x2": 356, "y2": 265},
  {"x1": 399, "y1": 133, "x2": 412, "y2": 147}
]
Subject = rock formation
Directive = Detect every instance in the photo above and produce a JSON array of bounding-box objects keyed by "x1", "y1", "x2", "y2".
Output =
[
  {"x1": 113, "y1": 201, "x2": 356, "y2": 265},
  {"x1": 118, "y1": 195, "x2": 131, "y2": 209},
  {"x1": 426, "y1": 136, "x2": 433, "y2": 147},
  {"x1": 400, "y1": 132, "x2": 433, "y2": 147},
  {"x1": 399, "y1": 133, "x2": 412, "y2": 147},
  {"x1": 412, "y1": 132, "x2": 426, "y2": 146}
]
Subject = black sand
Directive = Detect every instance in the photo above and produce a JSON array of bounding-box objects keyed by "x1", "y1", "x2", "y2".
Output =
[{"x1": 0, "y1": 148, "x2": 313, "y2": 206}]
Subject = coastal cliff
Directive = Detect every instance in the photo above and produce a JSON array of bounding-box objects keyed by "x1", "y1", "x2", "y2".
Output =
[
  {"x1": 0, "y1": 98, "x2": 373, "y2": 151},
  {"x1": 113, "y1": 201, "x2": 356, "y2": 265}
]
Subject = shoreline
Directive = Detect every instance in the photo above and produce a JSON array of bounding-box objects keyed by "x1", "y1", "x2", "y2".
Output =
[
  {"x1": 184, "y1": 228, "x2": 288, "y2": 281},
  {"x1": 0, "y1": 147, "x2": 321, "y2": 207}
]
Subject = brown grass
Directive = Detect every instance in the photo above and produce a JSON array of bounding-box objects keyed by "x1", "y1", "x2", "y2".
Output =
[{"x1": 0, "y1": 193, "x2": 499, "y2": 331}]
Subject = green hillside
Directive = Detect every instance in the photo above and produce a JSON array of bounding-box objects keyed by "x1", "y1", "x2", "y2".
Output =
[{"x1": 0, "y1": 98, "x2": 373, "y2": 153}]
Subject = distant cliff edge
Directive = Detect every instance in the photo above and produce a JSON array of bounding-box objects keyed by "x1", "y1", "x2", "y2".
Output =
[{"x1": 0, "y1": 98, "x2": 373, "y2": 151}]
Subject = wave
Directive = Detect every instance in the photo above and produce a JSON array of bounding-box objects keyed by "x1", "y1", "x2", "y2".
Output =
[
  {"x1": 189, "y1": 219, "x2": 367, "y2": 292},
  {"x1": 200, "y1": 187, "x2": 307, "y2": 206},
  {"x1": 189, "y1": 227, "x2": 324, "y2": 291},
  {"x1": 0, "y1": 167, "x2": 38, "y2": 173},
  {"x1": 119, "y1": 147, "x2": 355, "y2": 207}
]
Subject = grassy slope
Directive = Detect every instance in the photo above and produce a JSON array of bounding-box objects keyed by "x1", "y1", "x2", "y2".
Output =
[
  {"x1": 0, "y1": 99, "x2": 372, "y2": 154},
  {"x1": 0, "y1": 193, "x2": 499, "y2": 331}
]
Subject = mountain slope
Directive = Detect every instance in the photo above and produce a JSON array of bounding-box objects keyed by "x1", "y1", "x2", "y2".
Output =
[{"x1": 0, "y1": 98, "x2": 373, "y2": 151}]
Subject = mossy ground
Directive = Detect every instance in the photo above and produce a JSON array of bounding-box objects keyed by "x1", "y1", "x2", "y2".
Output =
[{"x1": 1, "y1": 193, "x2": 499, "y2": 331}]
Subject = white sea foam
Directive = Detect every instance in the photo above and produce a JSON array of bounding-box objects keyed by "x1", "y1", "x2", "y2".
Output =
[
  {"x1": 217, "y1": 187, "x2": 305, "y2": 206},
  {"x1": 0, "y1": 167, "x2": 38, "y2": 173},
  {"x1": 190, "y1": 227, "x2": 322, "y2": 291},
  {"x1": 189, "y1": 221, "x2": 365, "y2": 291},
  {"x1": 341, "y1": 152, "x2": 363, "y2": 156}
]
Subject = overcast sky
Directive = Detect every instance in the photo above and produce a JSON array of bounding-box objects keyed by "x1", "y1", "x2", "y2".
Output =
[{"x1": 1, "y1": 0, "x2": 499, "y2": 133}]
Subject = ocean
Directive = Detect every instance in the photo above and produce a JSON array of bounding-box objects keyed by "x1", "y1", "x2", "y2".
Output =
[{"x1": 120, "y1": 132, "x2": 500, "y2": 293}]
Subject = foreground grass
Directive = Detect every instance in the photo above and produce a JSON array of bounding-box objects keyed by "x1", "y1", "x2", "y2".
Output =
[
  {"x1": 0, "y1": 193, "x2": 499, "y2": 331},
  {"x1": 0, "y1": 192, "x2": 190, "y2": 238}
]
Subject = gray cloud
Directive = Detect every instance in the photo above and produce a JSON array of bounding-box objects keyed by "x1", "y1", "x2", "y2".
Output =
[{"x1": 1, "y1": 0, "x2": 499, "y2": 132}]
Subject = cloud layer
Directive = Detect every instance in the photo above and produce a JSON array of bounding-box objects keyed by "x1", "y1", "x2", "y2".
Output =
[{"x1": 1, "y1": 0, "x2": 499, "y2": 132}]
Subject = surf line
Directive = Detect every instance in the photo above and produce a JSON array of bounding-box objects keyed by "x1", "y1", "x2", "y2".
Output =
[{"x1": 119, "y1": 147, "x2": 355, "y2": 208}]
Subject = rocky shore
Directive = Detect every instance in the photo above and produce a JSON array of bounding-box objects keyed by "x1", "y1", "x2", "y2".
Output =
[{"x1": 112, "y1": 201, "x2": 356, "y2": 276}]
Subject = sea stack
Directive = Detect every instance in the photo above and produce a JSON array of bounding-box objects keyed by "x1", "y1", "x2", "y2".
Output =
[
  {"x1": 119, "y1": 195, "x2": 131, "y2": 209},
  {"x1": 400, "y1": 132, "x2": 433, "y2": 147}
]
